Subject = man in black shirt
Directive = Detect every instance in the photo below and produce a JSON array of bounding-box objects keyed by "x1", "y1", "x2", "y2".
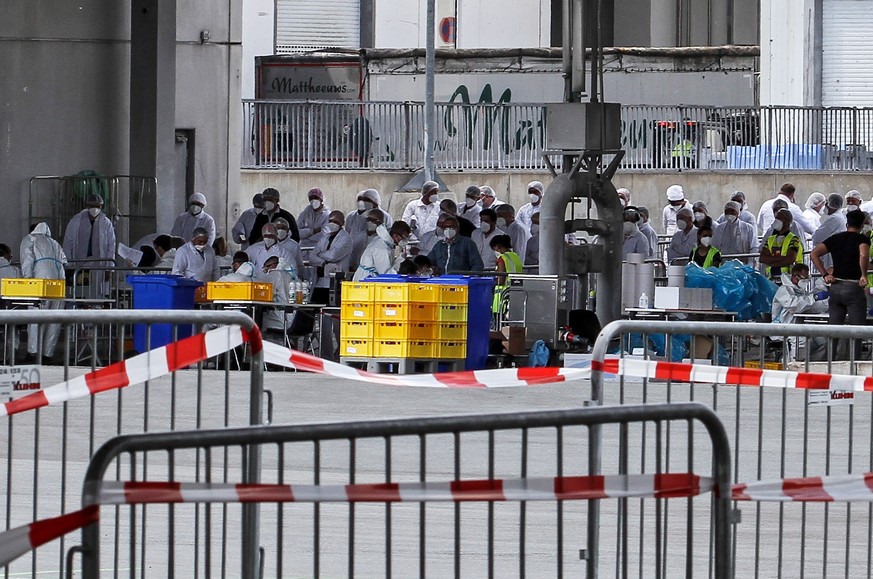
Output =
[
  {"x1": 811, "y1": 208, "x2": 870, "y2": 356},
  {"x1": 248, "y1": 187, "x2": 300, "y2": 244}
]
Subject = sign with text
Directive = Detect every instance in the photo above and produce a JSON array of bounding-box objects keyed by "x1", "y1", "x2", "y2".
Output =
[
  {"x1": 0, "y1": 365, "x2": 41, "y2": 397},
  {"x1": 808, "y1": 389, "x2": 854, "y2": 407},
  {"x1": 256, "y1": 60, "x2": 361, "y2": 100}
]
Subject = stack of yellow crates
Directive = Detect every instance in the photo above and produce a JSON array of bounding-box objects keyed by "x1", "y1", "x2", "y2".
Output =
[{"x1": 339, "y1": 280, "x2": 468, "y2": 359}]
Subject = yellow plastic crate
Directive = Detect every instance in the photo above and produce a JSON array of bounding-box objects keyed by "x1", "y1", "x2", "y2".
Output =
[
  {"x1": 341, "y1": 301, "x2": 374, "y2": 321},
  {"x1": 374, "y1": 321, "x2": 435, "y2": 341},
  {"x1": 436, "y1": 304, "x2": 468, "y2": 322},
  {"x1": 373, "y1": 340, "x2": 435, "y2": 358},
  {"x1": 435, "y1": 340, "x2": 466, "y2": 359},
  {"x1": 410, "y1": 283, "x2": 440, "y2": 303},
  {"x1": 374, "y1": 283, "x2": 412, "y2": 303},
  {"x1": 435, "y1": 284, "x2": 467, "y2": 304},
  {"x1": 1, "y1": 278, "x2": 65, "y2": 298},
  {"x1": 340, "y1": 339, "x2": 372, "y2": 357},
  {"x1": 375, "y1": 302, "x2": 437, "y2": 321},
  {"x1": 206, "y1": 281, "x2": 273, "y2": 302},
  {"x1": 340, "y1": 320, "x2": 374, "y2": 340},
  {"x1": 341, "y1": 282, "x2": 375, "y2": 303},
  {"x1": 436, "y1": 322, "x2": 467, "y2": 341}
]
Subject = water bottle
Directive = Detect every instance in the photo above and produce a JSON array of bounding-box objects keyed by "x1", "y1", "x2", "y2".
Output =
[{"x1": 638, "y1": 292, "x2": 649, "y2": 309}]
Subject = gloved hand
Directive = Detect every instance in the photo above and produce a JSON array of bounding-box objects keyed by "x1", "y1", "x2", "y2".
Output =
[{"x1": 814, "y1": 290, "x2": 829, "y2": 301}]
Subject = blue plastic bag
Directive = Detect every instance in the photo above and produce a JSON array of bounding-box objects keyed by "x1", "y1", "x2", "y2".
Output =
[
  {"x1": 684, "y1": 260, "x2": 777, "y2": 321},
  {"x1": 528, "y1": 339, "x2": 550, "y2": 367}
]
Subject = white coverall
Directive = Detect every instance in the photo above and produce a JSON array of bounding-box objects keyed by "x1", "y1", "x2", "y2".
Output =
[
  {"x1": 353, "y1": 234, "x2": 394, "y2": 281},
  {"x1": 308, "y1": 229, "x2": 353, "y2": 289},
  {"x1": 62, "y1": 209, "x2": 116, "y2": 296},
  {"x1": 20, "y1": 223, "x2": 68, "y2": 357},
  {"x1": 217, "y1": 262, "x2": 256, "y2": 282},
  {"x1": 171, "y1": 242, "x2": 220, "y2": 283},
  {"x1": 231, "y1": 208, "x2": 262, "y2": 249},
  {"x1": 771, "y1": 273, "x2": 828, "y2": 360},
  {"x1": 171, "y1": 211, "x2": 217, "y2": 245}
]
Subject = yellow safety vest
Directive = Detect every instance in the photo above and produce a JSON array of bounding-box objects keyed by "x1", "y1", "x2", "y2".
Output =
[
  {"x1": 690, "y1": 246, "x2": 721, "y2": 268},
  {"x1": 764, "y1": 232, "x2": 802, "y2": 277},
  {"x1": 492, "y1": 251, "x2": 523, "y2": 312}
]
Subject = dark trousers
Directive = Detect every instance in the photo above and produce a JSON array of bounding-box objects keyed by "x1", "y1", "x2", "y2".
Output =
[{"x1": 828, "y1": 280, "x2": 867, "y2": 358}]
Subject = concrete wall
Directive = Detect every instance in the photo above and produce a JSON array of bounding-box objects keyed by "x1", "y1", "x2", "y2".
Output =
[
  {"x1": 240, "y1": 169, "x2": 873, "y2": 238},
  {"x1": 0, "y1": 1, "x2": 239, "y2": 246}
]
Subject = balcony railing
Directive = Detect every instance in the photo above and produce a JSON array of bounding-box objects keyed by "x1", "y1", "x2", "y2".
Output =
[{"x1": 242, "y1": 100, "x2": 873, "y2": 172}]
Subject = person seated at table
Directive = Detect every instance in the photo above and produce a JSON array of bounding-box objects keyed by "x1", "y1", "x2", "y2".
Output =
[
  {"x1": 689, "y1": 225, "x2": 722, "y2": 268},
  {"x1": 0, "y1": 243, "x2": 22, "y2": 280},
  {"x1": 153, "y1": 235, "x2": 176, "y2": 270},
  {"x1": 397, "y1": 259, "x2": 419, "y2": 275},
  {"x1": 771, "y1": 263, "x2": 829, "y2": 360},
  {"x1": 217, "y1": 252, "x2": 255, "y2": 282},
  {"x1": 261, "y1": 256, "x2": 297, "y2": 338},
  {"x1": 212, "y1": 236, "x2": 232, "y2": 270},
  {"x1": 413, "y1": 255, "x2": 434, "y2": 277},
  {"x1": 248, "y1": 223, "x2": 302, "y2": 278},
  {"x1": 172, "y1": 227, "x2": 220, "y2": 283}
]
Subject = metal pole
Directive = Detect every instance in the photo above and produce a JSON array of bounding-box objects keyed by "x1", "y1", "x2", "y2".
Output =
[{"x1": 424, "y1": 0, "x2": 436, "y2": 182}]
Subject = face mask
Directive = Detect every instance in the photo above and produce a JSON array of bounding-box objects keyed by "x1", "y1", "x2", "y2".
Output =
[
  {"x1": 693, "y1": 212, "x2": 705, "y2": 222},
  {"x1": 529, "y1": 193, "x2": 541, "y2": 204},
  {"x1": 530, "y1": 224, "x2": 540, "y2": 235},
  {"x1": 481, "y1": 222, "x2": 493, "y2": 234},
  {"x1": 797, "y1": 278, "x2": 811, "y2": 291},
  {"x1": 398, "y1": 238, "x2": 409, "y2": 249},
  {"x1": 465, "y1": 197, "x2": 477, "y2": 208},
  {"x1": 848, "y1": 204, "x2": 861, "y2": 212},
  {"x1": 276, "y1": 229, "x2": 288, "y2": 240},
  {"x1": 357, "y1": 200, "x2": 367, "y2": 212},
  {"x1": 623, "y1": 221, "x2": 637, "y2": 235},
  {"x1": 726, "y1": 214, "x2": 737, "y2": 224},
  {"x1": 444, "y1": 228, "x2": 457, "y2": 240},
  {"x1": 494, "y1": 251, "x2": 503, "y2": 259},
  {"x1": 264, "y1": 201, "x2": 276, "y2": 212},
  {"x1": 189, "y1": 205, "x2": 202, "y2": 216},
  {"x1": 193, "y1": 244, "x2": 206, "y2": 252},
  {"x1": 427, "y1": 193, "x2": 439, "y2": 205},
  {"x1": 364, "y1": 200, "x2": 375, "y2": 211},
  {"x1": 700, "y1": 236, "x2": 712, "y2": 247},
  {"x1": 88, "y1": 207, "x2": 102, "y2": 217},
  {"x1": 679, "y1": 219, "x2": 691, "y2": 230},
  {"x1": 255, "y1": 207, "x2": 266, "y2": 215},
  {"x1": 264, "y1": 238, "x2": 276, "y2": 248},
  {"x1": 435, "y1": 226, "x2": 444, "y2": 238},
  {"x1": 772, "y1": 219, "x2": 784, "y2": 232},
  {"x1": 366, "y1": 221, "x2": 378, "y2": 233},
  {"x1": 310, "y1": 199, "x2": 322, "y2": 210},
  {"x1": 496, "y1": 217, "x2": 508, "y2": 229},
  {"x1": 819, "y1": 205, "x2": 828, "y2": 216},
  {"x1": 328, "y1": 222, "x2": 341, "y2": 233}
]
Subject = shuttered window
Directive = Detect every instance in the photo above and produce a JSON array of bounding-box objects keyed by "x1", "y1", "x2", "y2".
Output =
[
  {"x1": 822, "y1": 0, "x2": 873, "y2": 107},
  {"x1": 276, "y1": 0, "x2": 361, "y2": 53}
]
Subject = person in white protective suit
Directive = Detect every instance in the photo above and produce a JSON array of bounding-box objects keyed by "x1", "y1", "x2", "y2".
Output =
[
  {"x1": 171, "y1": 227, "x2": 220, "y2": 282},
  {"x1": 260, "y1": 256, "x2": 295, "y2": 336},
  {"x1": 308, "y1": 210, "x2": 353, "y2": 304},
  {"x1": 353, "y1": 212, "x2": 412, "y2": 281},
  {"x1": 171, "y1": 192, "x2": 217, "y2": 245},
  {"x1": 20, "y1": 223, "x2": 68, "y2": 362},
  {"x1": 217, "y1": 256, "x2": 256, "y2": 282},
  {"x1": 231, "y1": 193, "x2": 264, "y2": 250},
  {"x1": 62, "y1": 193, "x2": 116, "y2": 297},
  {"x1": 771, "y1": 263, "x2": 830, "y2": 361}
]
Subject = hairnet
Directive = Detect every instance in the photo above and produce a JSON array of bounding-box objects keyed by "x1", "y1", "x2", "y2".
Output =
[
  {"x1": 189, "y1": 192, "x2": 207, "y2": 207},
  {"x1": 804, "y1": 192, "x2": 826, "y2": 209}
]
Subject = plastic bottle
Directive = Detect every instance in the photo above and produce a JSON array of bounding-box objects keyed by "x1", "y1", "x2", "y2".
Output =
[{"x1": 638, "y1": 292, "x2": 649, "y2": 309}]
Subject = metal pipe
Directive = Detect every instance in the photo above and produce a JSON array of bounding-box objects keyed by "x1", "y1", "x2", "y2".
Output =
[{"x1": 424, "y1": 0, "x2": 436, "y2": 182}]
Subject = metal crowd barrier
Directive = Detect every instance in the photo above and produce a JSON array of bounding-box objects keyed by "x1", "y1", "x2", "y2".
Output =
[
  {"x1": 76, "y1": 403, "x2": 732, "y2": 578},
  {"x1": 589, "y1": 320, "x2": 873, "y2": 577},
  {"x1": 0, "y1": 310, "x2": 264, "y2": 578}
]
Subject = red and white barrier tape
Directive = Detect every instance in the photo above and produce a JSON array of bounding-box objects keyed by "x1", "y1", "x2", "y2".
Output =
[
  {"x1": 733, "y1": 472, "x2": 873, "y2": 502},
  {"x1": 593, "y1": 357, "x2": 873, "y2": 392},
  {"x1": 262, "y1": 341, "x2": 592, "y2": 387},
  {"x1": 0, "y1": 506, "x2": 98, "y2": 568},
  {"x1": 92, "y1": 473, "x2": 710, "y2": 506},
  {"x1": 0, "y1": 324, "x2": 261, "y2": 418}
]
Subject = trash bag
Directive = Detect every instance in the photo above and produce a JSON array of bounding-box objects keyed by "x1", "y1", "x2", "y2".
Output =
[
  {"x1": 684, "y1": 260, "x2": 777, "y2": 321},
  {"x1": 528, "y1": 339, "x2": 550, "y2": 367}
]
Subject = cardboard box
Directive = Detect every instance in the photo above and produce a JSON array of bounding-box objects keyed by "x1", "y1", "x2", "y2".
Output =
[
  {"x1": 653, "y1": 287, "x2": 713, "y2": 310},
  {"x1": 502, "y1": 327, "x2": 526, "y2": 355}
]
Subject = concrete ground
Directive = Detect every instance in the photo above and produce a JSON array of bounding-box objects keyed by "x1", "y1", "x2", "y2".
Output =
[{"x1": 2, "y1": 365, "x2": 871, "y2": 577}]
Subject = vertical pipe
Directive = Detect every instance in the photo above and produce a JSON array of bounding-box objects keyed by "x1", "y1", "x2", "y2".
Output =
[{"x1": 424, "y1": 0, "x2": 436, "y2": 182}]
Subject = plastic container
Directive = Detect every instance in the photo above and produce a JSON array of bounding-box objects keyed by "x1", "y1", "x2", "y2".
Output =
[
  {"x1": 1, "y1": 278, "x2": 65, "y2": 298},
  {"x1": 341, "y1": 282, "x2": 375, "y2": 303},
  {"x1": 373, "y1": 340, "x2": 435, "y2": 358},
  {"x1": 374, "y1": 321, "x2": 435, "y2": 341},
  {"x1": 340, "y1": 339, "x2": 372, "y2": 357},
  {"x1": 341, "y1": 301, "x2": 374, "y2": 321},
  {"x1": 375, "y1": 302, "x2": 437, "y2": 321},
  {"x1": 436, "y1": 304, "x2": 467, "y2": 322},
  {"x1": 435, "y1": 284, "x2": 468, "y2": 304},
  {"x1": 127, "y1": 275, "x2": 203, "y2": 352},
  {"x1": 435, "y1": 340, "x2": 467, "y2": 359},
  {"x1": 206, "y1": 281, "x2": 273, "y2": 302},
  {"x1": 425, "y1": 275, "x2": 494, "y2": 370},
  {"x1": 340, "y1": 320, "x2": 374, "y2": 340},
  {"x1": 436, "y1": 322, "x2": 467, "y2": 341}
]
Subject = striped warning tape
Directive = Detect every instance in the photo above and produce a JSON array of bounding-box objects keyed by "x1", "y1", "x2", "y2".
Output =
[
  {"x1": 733, "y1": 472, "x2": 873, "y2": 502},
  {"x1": 0, "y1": 324, "x2": 260, "y2": 418},
  {"x1": 0, "y1": 506, "x2": 98, "y2": 568},
  {"x1": 593, "y1": 357, "x2": 873, "y2": 391}
]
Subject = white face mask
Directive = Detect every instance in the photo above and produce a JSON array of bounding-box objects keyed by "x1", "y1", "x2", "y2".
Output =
[
  {"x1": 529, "y1": 193, "x2": 541, "y2": 204},
  {"x1": 623, "y1": 221, "x2": 637, "y2": 235},
  {"x1": 427, "y1": 193, "x2": 439, "y2": 205},
  {"x1": 189, "y1": 205, "x2": 202, "y2": 216},
  {"x1": 357, "y1": 200, "x2": 367, "y2": 212},
  {"x1": 444, "y1": 228, "x2": 457, "y2": 240},
  {"x1": 264, "y1": 238, "x2": 276, "y2": 248},
  {"x1": 193, "y1": 244, "x2": 206, "y2": 252},
  {"x1": 494, "y1": 250, "x2": 503, "y2": 259},
  {"x1": 797, "y1": 278, "x2": 812, "y2": 291},
  {"x1": 255, "y1": 206, "x2": 266, "y2": 215},
  {"x1": 726, "y1": 214, "x2": 738, "y2": 224},
  {"x1": 530, "y1": 224, "x2": 540, "y2": 235},
  {"x1": 276, "y1": 229, "x2": 288, "y2": 240},
  {"x1": 819, "y1": 205, "x2": 828, "y2": 216},
  {"x1": 264, "y1": 201, "x2": 276, "y2": 212},
  {"x1": 310, "y1": 199, "x2": 322, "y2": 210},
  {"x1": 435, "y1": 226, "x2": 445, "y2": 239},
  {"x1": 481, "y1": 222, "x2": 493, "y2": 234},
  {"x1": 700, "y1": 236, "x2": 712, "y2": 247},
  {"x1": 772, "y1": 219, "x2": 784, "y2": 232},
  {"x1": 328, "y1": 222, "x2": 341, "y2": 233},
  {"x1": 465, "y1": 197, "x2": 476, "y2": 208},
  {"x1": 693, "y1": 212, "x2": 705, "y2": 222},
  {"x1": 366, "y1": 221, "x2": 378, "y2": 233},
  {"x1": 848, "y1": 204, "x2": 861, "y2": 212},
  {"x1": 88, "y1": 207, "x2": 102, "y2": 217},
  {"x1": 496, "y1": 217, "x2": 508, "y2": 229}
]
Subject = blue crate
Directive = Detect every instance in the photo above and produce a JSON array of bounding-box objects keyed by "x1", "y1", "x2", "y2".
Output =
[
  {"x1": 127, "y1": 275, "x2": 203, "y2": 352},
  {"x1": 425, "y1": 275, "x2": 494, "y2": 370}
]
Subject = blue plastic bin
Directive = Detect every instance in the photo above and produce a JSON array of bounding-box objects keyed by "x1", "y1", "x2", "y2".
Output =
[
  {"x1": 127, "y1": 275, "x2": 203, "y2": 352},
  {"x1": 425, "y1": 275, "x2": 494, "y2": 370}
]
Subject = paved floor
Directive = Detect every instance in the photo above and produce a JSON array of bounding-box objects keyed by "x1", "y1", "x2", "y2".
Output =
[{"x1": 2, "y1": 365, "x2": 872, "y2": 577}]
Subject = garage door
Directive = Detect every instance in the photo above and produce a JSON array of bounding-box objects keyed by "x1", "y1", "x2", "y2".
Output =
[
  {"x1": 822, "y1": 0, "x2": 873, "y2": 107},
  {"x1": 276, "y1": 0, "x2": 360, "y2": 53}
]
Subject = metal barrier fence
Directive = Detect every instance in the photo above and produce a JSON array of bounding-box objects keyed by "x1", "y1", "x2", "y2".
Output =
[
  {"x1": 0, "y1": 310, "x2": 263, "y2": 577},
  {"x1": 589, "y1": 320, "x2": 873, "y2": 577},
  {"x1": 76, "y1": 402, "x2": 732, "y2": 578},
  {"x1": 242, "y1": 101, "x2": 873, "y2": 172}
]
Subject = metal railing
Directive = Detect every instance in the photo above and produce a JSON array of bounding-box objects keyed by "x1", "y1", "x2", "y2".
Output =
[
  {"x1": 76, "y1": 402, "x2": 732, "y2": 578},
  {"x1": 589, "y1": 320, "x2": 873, "y2": 577},
  {"x1": 242, "y1": 100, "x2": 873, "y2": 172}
]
